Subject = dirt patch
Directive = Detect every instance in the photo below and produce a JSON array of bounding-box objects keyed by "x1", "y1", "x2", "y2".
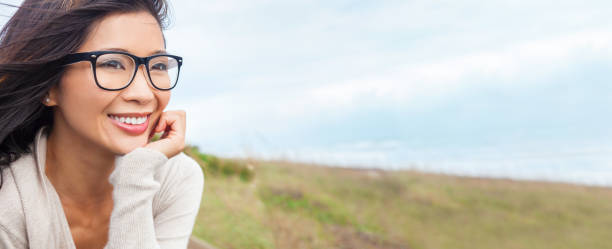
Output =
[{"x1": 329, "y1": 225, "x2": 410, "y2": 249}]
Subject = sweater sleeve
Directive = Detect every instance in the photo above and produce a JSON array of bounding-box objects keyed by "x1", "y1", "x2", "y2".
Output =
[
  {"x1": 101, "y1": 147, "x2": 162, "y2": 249},
  {"x1": 104, "y1": 147, "x2": 167, "y2": 249},
  {"x1": 153, "y1": 153, "x2": 204, "y2": 248},
  {"x1": 103, "y1": 147, "x2": 204, "y2": 249}
]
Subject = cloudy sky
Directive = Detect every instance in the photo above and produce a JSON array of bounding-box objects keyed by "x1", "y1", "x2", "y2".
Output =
[{"x1": 3, "y1": 0, "x2": 612, "y2": 185}]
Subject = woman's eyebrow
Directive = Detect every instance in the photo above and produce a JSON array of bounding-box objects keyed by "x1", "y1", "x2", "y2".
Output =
[
  {"x1": 98, "y1": 47, "x2": 167, "y2": 56},
  {"x1": 151, "y1": 49, "x2": 167, "y2": 55}
]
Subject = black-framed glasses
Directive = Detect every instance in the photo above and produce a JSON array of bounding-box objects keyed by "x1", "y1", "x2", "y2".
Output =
[{"x1": 60, "y1": 51, "x2": 183, "y2": 91}]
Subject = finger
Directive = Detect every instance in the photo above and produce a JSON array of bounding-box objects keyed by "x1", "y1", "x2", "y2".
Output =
[
  {"x1": 166, "y1": 111, "x2": 185, "y2": 139},
  {"x1": 161, "y1": 114, "x2": 178, "y2": 139},
  {"x1": 160, "y1": 120, "x2": 172, "y2": 139},
  {"x1": 152, "y1": 111, "x2": 186, "y2": 140},
  {"x1": 171, "y1": 111, "x2": 186, "y2": 134},
  {"x1": 155, "y1": 114, "x2": 167, "y2": 133}
]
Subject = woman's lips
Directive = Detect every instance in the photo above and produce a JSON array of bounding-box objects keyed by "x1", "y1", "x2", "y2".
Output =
[{"x1": 108, "y1": 114, "x2": 150, "y2": 135}]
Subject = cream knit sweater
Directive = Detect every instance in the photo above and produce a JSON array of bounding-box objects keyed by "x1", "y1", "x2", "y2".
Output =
[{"x1": 0, "y1": 126, "x2": 205, "y2": 249}]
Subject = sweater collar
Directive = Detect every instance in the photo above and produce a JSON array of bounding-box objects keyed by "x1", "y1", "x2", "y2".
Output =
[
  {"x1": 33, "y1": 125, "x2": 49, "y2": 185},
  {"x1": 10, "y1": 125, "x2": 75, "y2": 249}
]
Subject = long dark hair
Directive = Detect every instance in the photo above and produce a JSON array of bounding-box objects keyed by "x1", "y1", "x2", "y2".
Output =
[{"x1": 0, "y1": 0, "x2": 170, "y2": 189}]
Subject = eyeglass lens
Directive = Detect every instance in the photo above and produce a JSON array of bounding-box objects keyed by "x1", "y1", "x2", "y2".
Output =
[{"x1": 95, "y1": 53, "x2": 179, "y2": 90}]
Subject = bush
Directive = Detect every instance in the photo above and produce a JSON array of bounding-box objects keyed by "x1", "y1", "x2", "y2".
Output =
[
  {"x1": 206, "y1": 155, "x2": 221, "y2": 173},
  {"x1": 184, "y1": 145, "x2": 254, "y2": 182}
]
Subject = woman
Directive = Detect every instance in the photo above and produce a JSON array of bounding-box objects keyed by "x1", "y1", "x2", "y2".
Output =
[{"x1": 0, "y1": 0, "x2": 204, "y2": 248}]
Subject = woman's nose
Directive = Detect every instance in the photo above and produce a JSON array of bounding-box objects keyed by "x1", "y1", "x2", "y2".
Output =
[{"x1": 120, "y1": 65, "x2": 155, "y2": 104}]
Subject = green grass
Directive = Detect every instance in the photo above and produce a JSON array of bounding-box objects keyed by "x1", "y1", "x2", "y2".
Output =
[{"x1": 185, "y1": 148, "x2": 612, "y2": 249}]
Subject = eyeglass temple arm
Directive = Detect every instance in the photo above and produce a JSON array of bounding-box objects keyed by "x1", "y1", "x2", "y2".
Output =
[{"x1": 57, "y1": 52, "x2": 95, "y2": 65}]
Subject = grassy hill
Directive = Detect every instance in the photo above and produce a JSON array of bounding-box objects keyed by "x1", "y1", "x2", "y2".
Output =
[{"x1": 184, "y1": 146, "x2": 612, "y2": 249}]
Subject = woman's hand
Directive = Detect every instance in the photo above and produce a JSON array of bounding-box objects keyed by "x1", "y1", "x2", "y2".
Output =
[{"x1": 145, "y1": 110, "x2": 186, "y2": 158}]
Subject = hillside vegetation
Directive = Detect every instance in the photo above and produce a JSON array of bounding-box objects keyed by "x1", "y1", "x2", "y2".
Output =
[{"x1": 184, "y1": 146, "x2": 612, "y2": 249}]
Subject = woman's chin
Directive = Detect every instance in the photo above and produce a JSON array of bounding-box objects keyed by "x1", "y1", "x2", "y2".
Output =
[{"x1": 112, "y1": 137, "x2": 149, "y2": 155}]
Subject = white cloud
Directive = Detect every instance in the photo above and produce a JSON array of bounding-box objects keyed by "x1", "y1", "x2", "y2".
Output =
[
  {"x1": 170, "y1": 26, "x2": 612, "y2": 163},
  {"x1": 308, "y1": 30, "x2": 612, "y2": 108}
]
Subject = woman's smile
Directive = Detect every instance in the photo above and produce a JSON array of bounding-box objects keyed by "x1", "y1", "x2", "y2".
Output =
[{"x1": 107, "y1": 112, "x2": 152, "y2": 135}]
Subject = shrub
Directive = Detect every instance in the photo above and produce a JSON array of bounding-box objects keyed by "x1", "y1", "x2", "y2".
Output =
[{"x1": 183, "y1": 145, "x2": 254, "y2": 182}]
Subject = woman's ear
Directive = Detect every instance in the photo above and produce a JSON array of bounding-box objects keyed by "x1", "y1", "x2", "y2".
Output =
[{"x1": 43, "y1": 85, "x2": 58, "y2": 106}]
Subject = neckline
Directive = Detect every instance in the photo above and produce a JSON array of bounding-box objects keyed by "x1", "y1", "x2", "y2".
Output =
[
  {"x1": 35, "y1": 126, "x2": 78, "y2": 249},
  {"x1": 43, "y1": 175, "x2": 78, "y2": 249}
]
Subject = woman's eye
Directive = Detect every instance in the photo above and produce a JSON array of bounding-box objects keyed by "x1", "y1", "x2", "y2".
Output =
[
  {"x1": 151, "y1": 63, "x2": 168, "y2": 71},
  {"x1": 98, "y1": 60, "x2": 125, "y2": 70}
]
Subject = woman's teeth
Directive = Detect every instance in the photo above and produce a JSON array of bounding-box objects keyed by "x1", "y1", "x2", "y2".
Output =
[{"x1": 109, "y1": 115, "x2": 147, "y2": 125}]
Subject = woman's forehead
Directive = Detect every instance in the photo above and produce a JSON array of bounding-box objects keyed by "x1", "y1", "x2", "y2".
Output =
[{"x1": 78, "y1": 11, "x2": 165, "y2": 57}]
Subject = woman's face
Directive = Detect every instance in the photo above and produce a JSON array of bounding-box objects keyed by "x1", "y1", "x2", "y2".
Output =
[{"x1": 50, "y1": 11, "x2": 170, "y2": 155}]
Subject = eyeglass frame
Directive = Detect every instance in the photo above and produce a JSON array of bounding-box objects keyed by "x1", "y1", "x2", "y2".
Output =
[{"x1": 59, "y1": 50, "x2": 183, "y2": 91}]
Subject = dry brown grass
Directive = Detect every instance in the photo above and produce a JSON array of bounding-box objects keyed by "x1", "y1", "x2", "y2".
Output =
[{"x1": 189, "y1": 153, "x2": 612, "y2": 249}]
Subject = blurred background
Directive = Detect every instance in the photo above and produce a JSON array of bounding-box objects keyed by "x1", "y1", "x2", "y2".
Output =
[
  {"x1": 4, "y1": 0, "x2": 612, "y2": 248},
  {"x1": 166, "y1": 0, "x2": 612, "y2": 187}
]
